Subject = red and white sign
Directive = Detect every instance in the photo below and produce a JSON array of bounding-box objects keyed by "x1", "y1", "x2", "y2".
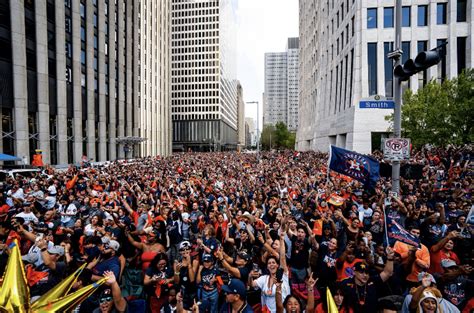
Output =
[{"x1": 383, "y1": 138, "x2": 410, "y2": 161}]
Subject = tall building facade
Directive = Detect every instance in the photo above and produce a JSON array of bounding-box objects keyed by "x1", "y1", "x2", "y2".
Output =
[
  {"x1": 171, "y1": 0, "x2": 238, "y2": 152},
  {"x1": 0, "y1": 0, "x2": 171, "y2": 165},
  {"x1": 264, "y1": 38, "x2": 299, "y2": 131},
  {"x1": 236, "y1": 82, "x2": 245, "y2": 150},
  {"x1": 297, "y1": 0, "x2": 472, "y2": 153}
]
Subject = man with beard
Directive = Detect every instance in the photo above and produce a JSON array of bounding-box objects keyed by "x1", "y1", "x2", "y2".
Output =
[{"x1": 89, "y1": 239, "x2": 121, "y2": 281}]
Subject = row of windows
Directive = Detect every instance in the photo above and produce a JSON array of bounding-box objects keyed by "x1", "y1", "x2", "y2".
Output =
[
  {"x1": 173, "y1": 90, "x2": 219, "y2": 98},
  {"x1": 172, "y1": 106, "x2": 219, "y2": 113},
  {"x1": 172, "y1": 98, "x2": 219, "y2": 106},
  {"x1": 172, "y1": 114, "x2": 219, "y2": 121},
  {"x1": 172, "y1": 60, "x2": 218, "y2": 68},
  {"x1": 172, "y1": 53, "x2": 217, "y2": 61},
  {"x1": 368, "y1": 37, "x2": 467, "y2": 96},
  {"x1": 172, "y1": 38, "x2": 218, "y2": 46},
  {"x1": 367, "y1": 1, "x2": 467, "y2": 29},
  {"x1": 171, "y1": 68, "x2": 218, "y2": 76},
  {"x1": 171, "y1": 83, "x2": 218, "y2": 90}
]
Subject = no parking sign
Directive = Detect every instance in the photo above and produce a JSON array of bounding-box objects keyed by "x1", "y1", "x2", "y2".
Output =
[{"x1": 382, "y1": 138, "x2": 410, "y2": 161}]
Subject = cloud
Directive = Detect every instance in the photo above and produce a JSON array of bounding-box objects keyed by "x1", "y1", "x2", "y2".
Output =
[{"x1": 235, "y1": 0, "x2": 298, "y2": 126}]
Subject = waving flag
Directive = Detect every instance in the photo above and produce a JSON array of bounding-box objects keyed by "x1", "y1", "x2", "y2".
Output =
[
  {"x1": 386, "y1": 217, "x2": 421, "y2": 248},
  {"x1": 328, "y1": 145, "x2": 380, "y2": 187}
]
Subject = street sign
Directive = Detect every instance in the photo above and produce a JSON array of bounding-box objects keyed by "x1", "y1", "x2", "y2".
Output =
[
  {"x1": 383, "y1": 138, "x2": 410, "y2": 161},
  {"x1": 359, "y1": 100, "x2": 395, "y2": 109}
]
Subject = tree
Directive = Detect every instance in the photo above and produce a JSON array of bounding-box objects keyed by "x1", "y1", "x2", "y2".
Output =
[
  {"x1": 386, "y1": 69, "x2": 474, "y2": 148},
  {"x1": 260, "y1": 122, "x2": 296, "y2": 150}
]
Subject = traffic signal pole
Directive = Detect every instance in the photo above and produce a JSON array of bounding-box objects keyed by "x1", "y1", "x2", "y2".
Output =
[{"x1": 391, "y1": 0, "x2": 403, "y2": 195}]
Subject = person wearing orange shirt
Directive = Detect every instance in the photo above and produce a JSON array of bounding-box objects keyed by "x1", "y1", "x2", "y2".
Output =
[
  {"x1": 336, "y1": 242, "x2": 363, "y2": 282},
  {"x1": 428, "y1": 231, "x2": 460, "y2": 274},
  {"x1": 393, "y1": 226, "x2": 430, "y2": 288}
]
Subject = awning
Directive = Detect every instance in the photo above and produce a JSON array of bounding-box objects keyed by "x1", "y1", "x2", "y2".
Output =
[{"x1": 0, "y1": 153, "x2": 21, "y2": 161}]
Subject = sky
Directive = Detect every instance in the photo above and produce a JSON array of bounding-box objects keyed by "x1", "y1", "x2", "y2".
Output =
[{"x1": 235, "y1": 0, "x2": 299, "y2": 130}]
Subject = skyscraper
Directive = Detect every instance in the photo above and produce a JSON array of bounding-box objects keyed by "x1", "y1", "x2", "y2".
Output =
[
  {"x1": 0, "y1": 0, "x2": 171, "y2": 165},
  {"x1": 171, "y1": 0, "x2": 238, "y2": 152},
  {"x1": 263, "y1": 38, "x2": 299, "y2": 131},
  {"x1": 297, "y1": 0, "x2": 472, "y2": 153}
]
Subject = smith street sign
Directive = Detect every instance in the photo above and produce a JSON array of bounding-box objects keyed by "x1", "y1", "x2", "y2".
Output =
[{"x1": 359, "y1": 100, "x2": 395, "y2": 109}]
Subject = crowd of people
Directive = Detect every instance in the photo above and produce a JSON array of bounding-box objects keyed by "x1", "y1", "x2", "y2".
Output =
[{"x1": 0, "y1": 146, "x2": 472, "y2": 313}]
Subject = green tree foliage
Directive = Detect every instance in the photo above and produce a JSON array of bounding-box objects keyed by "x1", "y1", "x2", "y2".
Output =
[
  {"x1": 387, "y1": 69, "x2": 474, "y2": 148},
  {"x1": 260, "y1": 122, "x2": 296, "y2": 150}
]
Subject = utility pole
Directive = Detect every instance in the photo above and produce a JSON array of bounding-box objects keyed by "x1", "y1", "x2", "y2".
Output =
[
  {"x1": 392, "y1": 0, "x2": 403, "y2": 195},
  {"x1": 390, "y1": 0, "x2": 446, "y2": 194}
]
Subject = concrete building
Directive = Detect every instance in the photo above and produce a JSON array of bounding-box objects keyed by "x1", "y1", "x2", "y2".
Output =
[
  {"x1": 245, "y1": 117, "x2": 256, "y2": 147},
  {"x1": 264, "y1": 37, "x2": 300, "y2": 131},
  {"x1": 0, "y1": 0, "x2": 171, "y2": 165},
  {"x1": 297, "y1": 0, "x2": 472, "y2": 153},
  {"x1": 236, "y1": 82, "x2": 246, "y2": 150},
  {"x1": 171, "y1": 0, "x2": 238, "y2": 152}
]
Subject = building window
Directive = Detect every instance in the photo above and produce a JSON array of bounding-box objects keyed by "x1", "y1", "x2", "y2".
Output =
[
  {"x1": 402, "y1": 6, "x2": 411, "y2": 27},
  {"x1": 418, "y1": 5, "x2": 428, "y2": 26},
  {"x1": 437, "y1": 39, "x2": 447, "y2": 82},
  {"x1": 457, "y1": 37, "x2": 467, "y2": 74},
  {"x1": 457, "y1": 0, "x2": 467, "y2": 22},
  {"x1": 384, "y1": 7, "x2": 394, "y2": 28},
  {"x1": 384, "y1": 42, "x2": 394, "y2": 97},
  {"x1": 437, "y1": 3, "x2": 447, "y2": 25},
  {"x1": 417, "y1": 41, "x2": 428, "y2": 88},
  {"x1": 367, "y1": 8, "x2": 377, "y2": 29},
  {"x1": 367, "y1": 43, "x2": 377, "y2": 96}
]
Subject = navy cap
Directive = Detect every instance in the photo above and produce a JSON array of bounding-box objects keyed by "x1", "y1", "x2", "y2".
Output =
[
  {"x1": 202, "y1": 254, "x2": 214, "y2": 262},
  {"x1": 354, "y1": 262, "x2": 369, "y2": 273},
  {"x1": 221, "y1": 279, "x2": 247, "y2": 298}
]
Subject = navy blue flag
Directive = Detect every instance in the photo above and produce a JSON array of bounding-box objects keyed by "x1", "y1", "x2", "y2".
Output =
[
  {"x1": 386, "y1": 217, "x2": 421, "y2": 248},
  {"x1": 328, "y1": 145, "x2": 380, "y2": 187}
]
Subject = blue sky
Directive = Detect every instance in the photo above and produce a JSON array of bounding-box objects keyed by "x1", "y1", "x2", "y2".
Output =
[{"x1": 235, "y1": 0, "x2": 299, "y2": 129}]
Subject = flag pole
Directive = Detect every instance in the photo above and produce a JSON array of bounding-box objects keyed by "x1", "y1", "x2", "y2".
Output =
[
  {"x1": 326, "y1": 145, "x2": 332, "y2": 185},
  {"x1": 382, "y1": 204, "x2": 390, "y2": 247}
]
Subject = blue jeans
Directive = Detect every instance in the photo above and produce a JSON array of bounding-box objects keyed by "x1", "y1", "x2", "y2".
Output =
[
  {"x1": 291, "y1": 266, "x2": 307, "y2": 283},
  {"x1": 199, "y1": 288, "x2": 218, "y2": 313}
]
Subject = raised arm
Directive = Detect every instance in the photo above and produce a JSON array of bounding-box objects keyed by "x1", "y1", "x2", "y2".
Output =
[{"x1": 379, "y1": 247, "x2": 395, "y2": 282}]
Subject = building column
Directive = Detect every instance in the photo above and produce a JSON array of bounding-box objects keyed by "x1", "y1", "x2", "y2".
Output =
[
  {"x1": 71, "y1": 0, "x2": 83, "y2": 162},
  {"x1": 108, "y1": 0, "x2": 117, "y2": 160},
  {"x1": 116, "y1": 0, "x2": 125, "y2": 159},
  {"x1": 125, "y1": 0, "x2": 133, "y2": 159},
  {"x1": 86, "y1": 0, "x2": 96, "y2": 160},
  {"x1": 132, "y1": 0, "x2": 140, "y2": 157},
  {"x1": 97, "y1": 0, "x2": 107, "y2": 161},
  {"x1": 55, "y1": 0, "x2": 68, "y2": 165},
  {"x1": 10, "y1": 0, "x2": 29, "y2": 163},
  {"x1": 35, "y1": 0, "x2": 51, "y2": 164}
]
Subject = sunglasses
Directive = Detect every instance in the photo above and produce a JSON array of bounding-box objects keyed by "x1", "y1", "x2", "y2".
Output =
[
  {"x1": 179, "y1": 248, "x2": 191, "y2": 252},
  {"x1": 99, "y1": 296, "x2": 112, "y2": 303}
]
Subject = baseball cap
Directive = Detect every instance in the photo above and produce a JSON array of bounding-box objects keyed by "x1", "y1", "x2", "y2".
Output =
[
  {"x1": 22, "y1": 253, "x2": 39, "y2": 264},
  {"x1": 221, "y1": 279, "x2": 247, "y2": 298},
  {"x1": 108, "y1": 240, "x2": 120, "y2": 252},
  {"x1": 441, "y1": 259, "x2": 457, "y2": 269},
  {"x1": 417, "y1": 272, "x2": 436, "y2": 284},
  {"x1": 202, "y1": 254, "x2": 214, "y2": 262},
  {"x1": 179, "y1": 241, "x2": 191, "y2": 251},
  {"x1": 237, "y1": 250, "x2": 252, "y2": 261},
  {"x1": 48, "y1": 245, "x2": 65, "y2": 256},
  {"x1": 354, "y1": 262, "x2": 369, "y2": 273}
]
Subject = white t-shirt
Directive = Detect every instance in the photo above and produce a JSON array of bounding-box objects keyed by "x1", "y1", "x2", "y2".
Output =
[
  {"x1": 61, "y1": 203, "x2": 78, "y2": 224},
  {"x1": 15, "y1": 212, "x2": 38, "y2": 225},
  {"x1": 255, "y1": 273, "x2": 290, "y2": 313}
]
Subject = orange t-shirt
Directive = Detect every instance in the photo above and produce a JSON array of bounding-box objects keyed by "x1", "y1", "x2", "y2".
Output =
[{"x1": 336, "y1": 258, "x2": 363, "y2": 281}]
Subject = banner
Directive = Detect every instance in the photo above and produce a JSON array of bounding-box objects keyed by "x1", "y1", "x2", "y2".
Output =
[
  {"x1": 387, "y1": 217, "x2": 421, "y2": 248},
  {"x1": 328, "y1": 146, "x2": 380, "y2": 187}
]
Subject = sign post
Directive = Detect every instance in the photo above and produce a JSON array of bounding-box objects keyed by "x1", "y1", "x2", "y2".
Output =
[{"x1": 382, "y1": 138, "x2": 410, "y2": 161}]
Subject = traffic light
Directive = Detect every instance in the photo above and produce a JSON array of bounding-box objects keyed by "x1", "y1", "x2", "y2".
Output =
[{"x1": 393, "y1": 42, "x2": 447, "y2": 81}]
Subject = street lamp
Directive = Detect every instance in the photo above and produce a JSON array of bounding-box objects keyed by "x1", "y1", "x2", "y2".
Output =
[{"x1": 246, "y1": 101, "x2": 259, "y2": 162}]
